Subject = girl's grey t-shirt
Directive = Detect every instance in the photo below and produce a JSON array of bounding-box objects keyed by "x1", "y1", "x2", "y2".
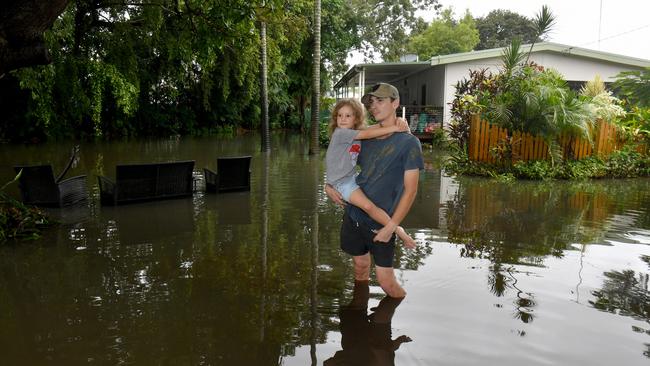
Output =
[{"x1": 325, "y1": 128, "x2": 361, "y2": 185}]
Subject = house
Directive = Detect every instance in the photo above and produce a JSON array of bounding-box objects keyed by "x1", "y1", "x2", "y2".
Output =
[{"x1": 333, "y1": 42, "x2": 650, "y2": 127}]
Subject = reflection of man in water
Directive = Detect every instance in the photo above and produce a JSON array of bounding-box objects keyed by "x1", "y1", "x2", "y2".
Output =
[{"x1": 324, "y1": 280, "x2": 412, "y2": 366}]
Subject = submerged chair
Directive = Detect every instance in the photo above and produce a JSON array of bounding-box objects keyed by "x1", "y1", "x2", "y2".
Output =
[
  {"x1": 98, "y1": 160, "x2": 195, "y2": 206},
  {"x1": 13, "y1": 165, "x2": 88, "y2": 207},
  {"x1": 204, "y1": 156, "x2": 252, "y2": 193}
]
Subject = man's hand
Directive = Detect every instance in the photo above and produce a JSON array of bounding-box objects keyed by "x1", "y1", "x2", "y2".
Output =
[
  {"x1": 373, "y1": 221, "x2": 397, "y2": 243},
  {"x1": 396, "y1": 117, "x2": 411, "y2": 133},
  {"x1": 324, "y1": 184, "x2": 345, "y2": 207}
]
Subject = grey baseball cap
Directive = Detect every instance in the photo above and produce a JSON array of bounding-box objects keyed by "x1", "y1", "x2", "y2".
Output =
[{"x1": 361, "y1": 83, "x2": 399, "y2": 105}]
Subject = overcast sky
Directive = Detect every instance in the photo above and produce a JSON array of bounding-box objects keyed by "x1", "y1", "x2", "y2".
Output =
[{"x1": 349, "y1": 0, "x2": 650, "y2": 64}]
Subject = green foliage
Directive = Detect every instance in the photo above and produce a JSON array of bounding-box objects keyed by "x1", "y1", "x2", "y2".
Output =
[
  {"x1": 501, "y1": 38, "x2": 525, "y2": 74},
  {"x1": 474, "y1": 10, "x2": 539, "y2": 50},
  {"x1": 612, "y1": 67, "x2": 650, "y2": 107},
  {"x1": 617, "y1": 105, "x2": 650, "y2": 144},
  {"x1": 448, "y1": 7, "x2": 599, "y2": 165},
  {"x1": 580, "y1": 75, "x2": 626, "y2": 123},
  {"x1": 349, "y1": 0, "x2": 441, "y2": 62},
  {"x1": 448, "y1": 68, "x2": 498, "y2": 147},
  {"x1": 445, "y1": 147, "x2": 650, "y2": 180},
  {"x1": 487, "y1": 66, "x2": 597, "y2": 143},
  {"x1": 604, "y1": 147, "x2": 650, "y2": 178},
  {"x1": 4, "y1": 0, "x2": 446, "y2": 142},
  {"x1": 512, "y1": 160, "x2": 556, "y2": 180},
  {"x1": 406, "y1": 8, "x2": 479, "y2": 60},
  {"x1": 0, "y1": 173, "x2": 52, "y2": 242},
  {"x1": 427, "y1": 127, "x2": 448, "y2": 146}
]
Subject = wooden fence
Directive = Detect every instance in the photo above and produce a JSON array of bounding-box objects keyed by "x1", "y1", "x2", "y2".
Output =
[{"x1": 468, "y1": 114, "x2": 623, "y2": 163}]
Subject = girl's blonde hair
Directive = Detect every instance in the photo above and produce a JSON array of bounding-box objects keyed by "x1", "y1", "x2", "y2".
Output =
[{"x1": 328, "y1": 98, "x2": 367, "y2": 137}]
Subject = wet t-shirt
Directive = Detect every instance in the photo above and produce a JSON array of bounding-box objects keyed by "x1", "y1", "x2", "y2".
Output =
[{"x1": 347, "y1": 132, "x2": 424, "y2": 230}]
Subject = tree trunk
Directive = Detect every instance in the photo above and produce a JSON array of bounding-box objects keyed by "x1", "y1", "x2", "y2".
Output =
[
  {"x1": 259, "y1": 19, "x2": 270, "y2": 152},
  {"x1": 0, "y1": 0, "x2": 70, "y2": 76},
  {"x1": 308, "y1": 0, "x2": 321, "y2": 155}
]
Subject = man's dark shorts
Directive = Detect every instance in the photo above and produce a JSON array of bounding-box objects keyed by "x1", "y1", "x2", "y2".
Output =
[{"x1": 341, "y1": 213, "x2": 395, "y2": 268}]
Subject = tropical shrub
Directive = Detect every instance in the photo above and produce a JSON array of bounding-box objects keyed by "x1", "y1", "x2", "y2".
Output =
[
  {"x1": 617, "y1": 105, "x2": 650, "y2": 145},
  {"x1": 580, "y1": 75, "x2": 626, "y2": 123},
  {"x1": 449, "y1": 68, "x2": 498, "y2": 147},
  {"x1": 613, "y1": 67, "x2": 650, "y2": 108},
  {"x1": 445, "y1": 145, "x2": 650, "y2": 180},
  {"x1": 0, "y1": 173, "x2": 52, "y2": 242}
]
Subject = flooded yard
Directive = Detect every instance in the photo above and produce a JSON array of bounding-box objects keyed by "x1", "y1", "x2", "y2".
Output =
[{"x1": 0, "y1": 133, "x2": 649, "y2": 365}]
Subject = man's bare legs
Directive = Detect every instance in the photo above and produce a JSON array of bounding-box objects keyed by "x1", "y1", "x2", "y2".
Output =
[
  {"x1": 353, "y1": 254, "x2": 406, "y2": 298},
  {"x1": 348, "y1": 189, "x2": 416, "y2": 249},
  {"x1": 353, "y1": 254, "x2": 371, "y2": 281},
  {"x1": 376, "y1": 266, "x2": 406, "y2": 298}
]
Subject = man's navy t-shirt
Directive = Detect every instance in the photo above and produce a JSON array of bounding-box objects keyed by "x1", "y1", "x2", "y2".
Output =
[{"x1": 346, "y1": 132, "x2": 424, "y2": 230}]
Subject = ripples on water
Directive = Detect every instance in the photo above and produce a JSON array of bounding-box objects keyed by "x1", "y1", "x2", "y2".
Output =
[{"x1": 0, "y1": 134, "x2": 649, "y2": 365}]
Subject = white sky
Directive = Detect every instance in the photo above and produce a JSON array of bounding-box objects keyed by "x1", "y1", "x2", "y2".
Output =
[{"x1": 348, "y1": 0, "x2": 650, "y2": 64}]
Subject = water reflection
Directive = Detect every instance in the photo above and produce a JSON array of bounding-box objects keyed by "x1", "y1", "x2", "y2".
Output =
[
  {"x1": 1, "y1": 135, "x2": 650, "y2": 365},
  {"x1": 590, "y1": 263, "x2": 650, "y2": 359},
  {"x1": 324, "y1": 281, "x2": 411, "y2": 365}
]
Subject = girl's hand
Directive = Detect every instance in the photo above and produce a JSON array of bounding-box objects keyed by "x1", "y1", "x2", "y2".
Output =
[{"x1": 396, "y1": 118, "x2": 411, "y2": 133}]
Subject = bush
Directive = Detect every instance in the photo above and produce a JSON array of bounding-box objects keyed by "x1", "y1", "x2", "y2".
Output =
[
  {"x1": 0, "y1": 174, "x2": 52, "y2": 242},
  {"x1": 445, "y1": 143, "x2": 650, "y2": 180}
]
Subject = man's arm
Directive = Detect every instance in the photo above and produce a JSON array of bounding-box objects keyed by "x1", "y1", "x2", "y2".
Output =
[
  {"x1": 389, "y1": 169, "x2": 419, "y2": 225},
  {"x1": 372, "y1": 169, "x2": 419, "y2": 241}
]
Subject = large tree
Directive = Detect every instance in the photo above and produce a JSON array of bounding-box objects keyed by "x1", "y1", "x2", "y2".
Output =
[
  {"x1": 0, "y1": 0, "x2": 70, "y2": 76},
  {"x1": 474, "y1": 10, "x2": 539, "y2": 50},
  {"x1": 7, "y1": 0, "x2": 311, "y2": 141},
  {"x1": 1, "y1": 0, "x2": 447, "y2": 143},
  {"x1": 406, "y1": 8, "x2": 479, "y2": 60},
  {"x1": 349, "y1": 0, "x2": 441, "y2": 62}
]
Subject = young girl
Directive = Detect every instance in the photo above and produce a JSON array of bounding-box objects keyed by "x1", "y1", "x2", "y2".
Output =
[{"x1": 325, "y1": 98, "x2": 416, "y2": 249}]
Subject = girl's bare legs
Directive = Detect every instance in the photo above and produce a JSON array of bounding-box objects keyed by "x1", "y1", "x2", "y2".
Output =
[{"x1": 347, "y1": 189, "x2": 417, "y2": 249}]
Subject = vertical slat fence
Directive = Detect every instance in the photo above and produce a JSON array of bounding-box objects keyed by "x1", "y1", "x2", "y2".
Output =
[{"x1": 467, "y1": 116, "x2": 627, "y2": 163}]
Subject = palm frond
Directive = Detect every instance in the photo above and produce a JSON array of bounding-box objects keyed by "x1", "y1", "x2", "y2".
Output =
[
  {"x1": 501, "y1": 38, "x2": 525, "y2": 74},
  {"x1": 546, "y1": 139, "x2": 563, "y2": 167},
  {"x1": 526, "y1": 5, "x2": 556, "y2": 62},
  {"x1": 534, "y1": 5, "x2": 556, "y2": 40}
]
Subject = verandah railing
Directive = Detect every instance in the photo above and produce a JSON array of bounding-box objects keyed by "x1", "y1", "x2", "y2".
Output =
[{"x1": 468, "y1": 114, "x2": 623, "y2": 163}]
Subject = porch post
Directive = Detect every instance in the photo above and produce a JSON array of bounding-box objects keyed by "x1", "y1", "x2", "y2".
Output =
[{"x1": 359, "y1": 68, "x2": 365, "y2": 100}]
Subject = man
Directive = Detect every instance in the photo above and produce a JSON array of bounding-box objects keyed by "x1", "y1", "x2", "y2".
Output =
[{"x1": 325, "y1": 83, "x2": 424, "y2": 298}]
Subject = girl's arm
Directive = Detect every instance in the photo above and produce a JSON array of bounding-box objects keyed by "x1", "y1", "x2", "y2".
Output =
[
  {"x1": 355, "y1": 124, "x2": 399, "y2": 140},
  {"x1": 355, "y1": 118, "x2": 410, "y2": 140}
]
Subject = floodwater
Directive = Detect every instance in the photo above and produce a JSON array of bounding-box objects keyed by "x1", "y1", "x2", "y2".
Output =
[{"x1": 0, "y1": 133, "x2": 649, "y2": 365}]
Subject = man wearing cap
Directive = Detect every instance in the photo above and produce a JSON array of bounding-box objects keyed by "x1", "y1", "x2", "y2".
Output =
[{"x1": 325, "y1": 82, "x2": 424, "y2": 298}]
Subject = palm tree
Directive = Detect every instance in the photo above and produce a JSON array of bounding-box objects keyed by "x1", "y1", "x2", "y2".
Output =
[
  {"x1": 309, "y1": 0, "x2": 321, "y2": 155},
  {"x1": 526, "y1": 5, "x2": 556, "y2": 63},
  {"x1": 259, "y1": 3, "x2": 270, "y2": 152}
]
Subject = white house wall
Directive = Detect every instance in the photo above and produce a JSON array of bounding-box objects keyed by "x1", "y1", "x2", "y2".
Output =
[
  {"x1": 528, "y1": 52, "x2": 642, "y2": 81},
  {"x1": 441, "y1": 51, "x2": 644, "y2": 125},
  {"x1": 443, "y1": 56, "x2": 502, "y2": 125}
]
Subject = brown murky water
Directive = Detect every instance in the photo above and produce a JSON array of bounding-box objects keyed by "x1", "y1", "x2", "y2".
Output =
[{"x1": 0, "y1": 133, "x2": 649, "y2": 365}]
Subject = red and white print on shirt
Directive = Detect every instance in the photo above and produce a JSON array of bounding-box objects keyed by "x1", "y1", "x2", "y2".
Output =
[{"x1": 349, "y1": 143, "x2": 361, "y2": 163}]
